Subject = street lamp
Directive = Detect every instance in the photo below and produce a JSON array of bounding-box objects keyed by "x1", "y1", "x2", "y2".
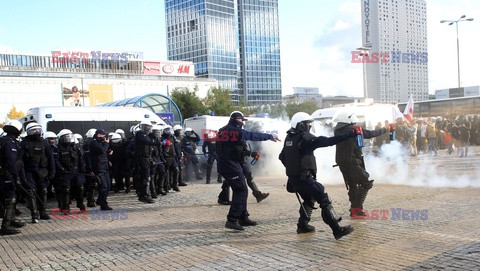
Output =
[
  {"x1": 357, "y1": 46, "x2": 371, "y2": 99},
  {"x1": 440, "y1": 15, "x2": 474, "y2": 88}
]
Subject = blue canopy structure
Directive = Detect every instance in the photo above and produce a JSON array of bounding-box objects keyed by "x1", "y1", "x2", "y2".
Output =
[{"x1": 101, "y1": 93, "x2": 182, "y2": 125}]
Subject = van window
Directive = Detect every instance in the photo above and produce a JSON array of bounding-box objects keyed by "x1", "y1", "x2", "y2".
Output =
[{"x1": 47, "y1": 121, "x2": 139, "y2": 136}]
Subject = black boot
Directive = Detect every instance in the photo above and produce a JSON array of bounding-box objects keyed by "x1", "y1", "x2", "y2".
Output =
[
  {"x1": 206, "y1": 164, "x2": 212, "y2": 184},
  {"x1": 1, "y1": 198, "x2": 21, "y2": 235},
  {"x1": 61, "y1": 189, "x2": 71, "y2": 214},
  {"x1": 172, "y1": 169, "x2": 180, "y2": 191},
  {"x1": 27, "y1": 190, "x2": 39, "y2": 223},
  {"x1": 150, "y1": 176, "x2": 158, "y2": 199},
  {"x1": 218, "y1": 183, "x2": 231, "y2": 205},
  {"x1": 321, "y1": 202, "x2": 354, "y2": 240},
  {"x1": 74, "y1": 187, "x2": 86, "y2": 211},
  {"x1": 86, "y1": 185, "x2": 96, "y2": 208},
  {"x1": 247, "y1": 173, "x2": 269, "y2": 203},
  {"x1": 157, "y1": 172, "x2": 167, "y2": 195},
  {"x1": 139, "y1": 180, "x2": 155, "y2": 204},
  {"x1": 297, "y1": 202, "x2": 315, "y2": 234},
  {"x1": 194, "y1": 164, "x2": 203, "y2": 181},
  {"x1": 38, "y1": 188, "x2": 50, "y2": 220},
  {"x1": 217, "y1": 174, "x2": 222, "y2": 183},
  {"x1": 225, "y1": 220, "x2": 244, "y2": 231},
  {"x1": 239, "y1": 217, "x2": 258, "y2": 226}
]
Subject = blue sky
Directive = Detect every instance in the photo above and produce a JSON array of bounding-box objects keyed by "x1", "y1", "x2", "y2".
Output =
[{"x1": 1, "y1": 0, "x2": 479, "y2": 97}]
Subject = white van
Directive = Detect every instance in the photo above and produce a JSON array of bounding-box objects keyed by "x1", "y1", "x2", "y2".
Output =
[{"x1": 23, "y1": 106, "x2": 166, "y2": 137}]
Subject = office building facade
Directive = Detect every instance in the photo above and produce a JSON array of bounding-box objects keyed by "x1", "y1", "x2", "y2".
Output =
[
  {"x1": 360, "y1": 0, "x2": 428, "y2": 103},
  {"x1": 165, "y1": 0, "x2": 282, "y2": 105}
]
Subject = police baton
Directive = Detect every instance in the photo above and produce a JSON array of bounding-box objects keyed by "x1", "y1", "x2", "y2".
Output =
[
  {"x1": 16, "y1": 182, "x2": 45, "y2": 207},
  {"x1": 294, "y1": 191, "x2": 309, "y2": 219}
]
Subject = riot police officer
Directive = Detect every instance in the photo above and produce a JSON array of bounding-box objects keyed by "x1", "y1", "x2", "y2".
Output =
[
  {"x1": 55, "y1": 129, "x2": 86, "y2": 213},
  {"x1": 89, "y1": 129, "x2": 112, "y2": 210},
  {"x1": 173, "y1": 125, "x2": 187, "y2": 186},
  {"x1": 182, "y1": 128, "x2": 202, "y2": 182},
  {"x1": 161, "y1": 126, "x2": 179, "y2": 192},
  {"x1": 202, "y1": 130, "x2": 222, "y2": 184},
  {"x1": 0, "y1": 120, "x2": 26, "y2": 235},
  {"x1": 134, "y1": 120, "x2": 160, "y2": 203},
  {"x1": 279, "y1": 112, "x2": 355, "y2": 239},
  {"x1": 110, "y1": 133, "x2": 127, "y2": 193},
  {"x1": 83, "y1": 128, "x2": 97, "y2": 207},
  {"x1": 44, "y1": 131, "x2": 58, "y2": 199},
  {"x1": 216, "y1": 111, "x2": 279, "y2": 231},
  {"x1": 20, "y1": 122, "x2": 55, "y2": 222},
  {"x1": 333, "y1": 110, "x2": 386, "y2": 217}
]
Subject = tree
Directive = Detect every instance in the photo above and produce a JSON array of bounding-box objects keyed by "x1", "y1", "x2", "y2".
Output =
[
  {"x1": 1, "y1": 106, "x2": 25, "y2": 126},
  {"x1": 285, "y1": 101, "x2": 319, "y2": 119},
  {"x1": 204, "y1": 86, "x2": 234, "y2": 116},
  {"x1": 171, "y1": 88, "x2": 208, "y2": 120}
]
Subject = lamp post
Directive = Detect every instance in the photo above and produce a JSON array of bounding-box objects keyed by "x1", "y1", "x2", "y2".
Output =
[
  {"x1": 357, "y1": 46, "x2": 371, "y2": 99},
  {"x1": 440, "y1": 15, "x2": 474, "y2": 88}
]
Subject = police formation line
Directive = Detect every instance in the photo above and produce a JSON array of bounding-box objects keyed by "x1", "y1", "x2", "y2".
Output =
[{"x1": 1, "y1": 110, "x2": 387, "y2": 240}]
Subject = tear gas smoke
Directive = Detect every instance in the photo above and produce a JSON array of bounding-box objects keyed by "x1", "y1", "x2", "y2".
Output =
[{"x1": 250, "y1": 119, "x2": 480, "y2": 188}]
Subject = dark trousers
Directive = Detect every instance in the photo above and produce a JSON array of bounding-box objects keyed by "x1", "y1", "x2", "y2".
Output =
[
  {"x1": 96, "y1": 170, "x2": 111, "y2": 208},
  {"x1": 288, "y1": 177, "x2": 330, "y2": 223},
  {"x1": 222, "y1": 171, "x2": 249, "y2": 221}
]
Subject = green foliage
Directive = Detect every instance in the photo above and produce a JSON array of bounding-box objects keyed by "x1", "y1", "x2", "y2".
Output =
[
  {"x1": 204, "y1": 86, "x2": 234, "y2": 116},
  {"x1": 171, "y1": 88, "x2": 208, "y2": 119},
  {"x1": 285, "y1": 101, "x2": 319, "y2": 119}
]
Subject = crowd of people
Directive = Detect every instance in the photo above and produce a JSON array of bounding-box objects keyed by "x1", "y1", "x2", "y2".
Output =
[
  {"x1": 0, "y1": 119, "x2": 221, "y2": 235},
  {"x1": 374, "y1": 114, "x2": 480, "y2": 157}
]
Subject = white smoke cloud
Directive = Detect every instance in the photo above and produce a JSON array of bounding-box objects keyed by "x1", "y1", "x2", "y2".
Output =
[{"x1": 252, "y1": 119, "x2": 480, "y2": 188}]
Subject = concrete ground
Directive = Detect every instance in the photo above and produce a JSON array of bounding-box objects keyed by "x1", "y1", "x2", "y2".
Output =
[{"x1": 1, "y1": 148, "x2": 480, "y2": 270}]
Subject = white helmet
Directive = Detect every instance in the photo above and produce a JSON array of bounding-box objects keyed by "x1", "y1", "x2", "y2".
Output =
[
  {"x1": 26, "y1": 122, "x2": 43, "y2": 136},
  {"x1": 111, "y1": 133, "x2": 122, "y2": 143},
  {"x1": 86, "y1": 128, "x2": 96, "y2": 139},
  {"x1": 185, "y1": 127, "x2": 193, "y2": 133},
  {"x1": 333, "y1": 110, "x2": 358, "y2": 124},
  {"x1": 139, "y1": 119, "x2": 153, "y2": 133},
  {"x1": 44, "y1": 131, "x2": 57, "y2": 139},
  {"x1": 115, "y1": 129, "x2": 125, "y2": 135},
  {"x1": 173, "y1": 125, "x2": 183, "y2": 131},
  {"x1": 162, "y1": 125, "x2": 172, "y2": 135},
  {"x1": 108, "y1": 132, "x2": 115, "y2": 139},
  {"x1": 3, "y1": 120, "x2": 23, "y2": 135},
  {"x1": 290, "y1": 112, "x2": 314, "y2": 128},
  {"x1": 74, "y1": 133, "x2": 83, "y2": 140},
  {"x1": 57, "y1": 129, "x2": 74, "y2": 144}
]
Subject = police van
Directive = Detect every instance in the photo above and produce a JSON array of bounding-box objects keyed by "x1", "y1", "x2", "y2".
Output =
[{"x1": 23, "y1": 106, "x2": 166, "y2": 136}]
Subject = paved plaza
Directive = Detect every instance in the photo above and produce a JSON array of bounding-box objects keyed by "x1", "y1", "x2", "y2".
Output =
[{"x1": 1, "y1": 149, "x2": 480, "y2": 270}]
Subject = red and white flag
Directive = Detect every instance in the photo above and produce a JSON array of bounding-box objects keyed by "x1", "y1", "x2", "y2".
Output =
[{"x1": 403, "y1": 96, "x2": 414, "y2": 122}]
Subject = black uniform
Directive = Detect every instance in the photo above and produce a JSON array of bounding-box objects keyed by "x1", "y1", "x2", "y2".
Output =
[
  {"x1": 173, "y1": 131, "x2": 186, "y2": 186},
  {"x1": 161, "y1": 132, "x2": 179, "y2": 192},
  {"x1": 216, "y1": 117, "x2": 274, "y2": 230},
  {"x1": 110, "y1": 138, "x2": 128, "y2": 192},
  {"x1": 55, "y1": 141, "x2": 86, "y2": 212},
  {"x1": 88, "y1": 131, "x2": 111, "y2": 210},
  {"x1": 202, "y1": 137, "x2": 221, "y2": 184},
  {"x1": 279, "y1": 125, "x2": 355, "y2": 239},
  {"x1": 20, "y1": 135, "x2": 55, "y2": 222},
  {"x1": 1, "y1": 134, "x2": 27, "y2": 235},
  {"x1": 134, "y1": 130, "x2": 160, "y2": 203},
  {"x1": 181, "y1": 131, "x2": 202, "y2": 181},
  {"x1": 334, "y1": 123, "x2": 386, "y2": 215}
]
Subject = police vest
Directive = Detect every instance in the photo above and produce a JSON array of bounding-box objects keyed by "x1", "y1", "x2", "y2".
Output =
[
  {"x1": 58, "y1": 144, "x2": 79, "y2": 171},
  {"x1": 283, "y1": 132, "x2": 317, "y2": 177},
  {"x1": 24, "y1": 139, "x2": 48, "y2": 169}
]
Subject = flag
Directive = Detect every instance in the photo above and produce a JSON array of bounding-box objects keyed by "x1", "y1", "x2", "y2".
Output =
[{"x1": 403, "y1": 96, "x2": 414, "y2": 122}]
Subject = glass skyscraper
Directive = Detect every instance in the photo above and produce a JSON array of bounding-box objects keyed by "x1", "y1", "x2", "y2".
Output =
[{"x1": 165, "y1": 0, "x2": 282, "y2": 105}]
